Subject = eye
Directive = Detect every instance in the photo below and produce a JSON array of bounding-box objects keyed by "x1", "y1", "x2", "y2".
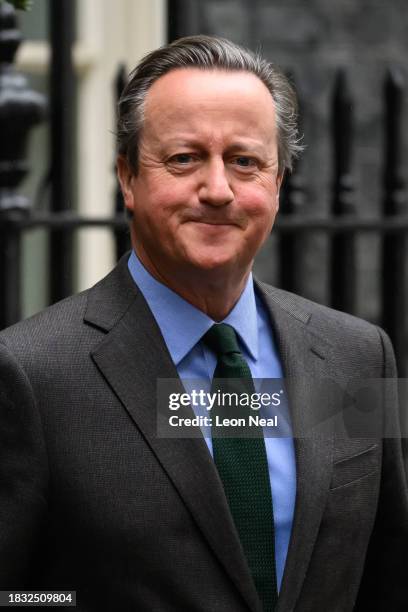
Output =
[
  {"x1": 170, "y1": 153, "x2": 196, "y2": 165},
  {"x1": 166, "y1": 153, "x2": 201, "y2": 173},
  {"x1": 231, "y1": 156, "x2": 258, "y2": 170}
]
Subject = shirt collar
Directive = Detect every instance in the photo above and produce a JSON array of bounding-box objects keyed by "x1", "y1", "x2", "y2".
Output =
[{"x1": 127, "y1": 250, "x2": 259, "y2": 365}]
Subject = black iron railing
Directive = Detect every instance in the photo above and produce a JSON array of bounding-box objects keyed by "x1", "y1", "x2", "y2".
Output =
[{"x1": 0, "y1": 2, "x2": 407, "y2": 374}]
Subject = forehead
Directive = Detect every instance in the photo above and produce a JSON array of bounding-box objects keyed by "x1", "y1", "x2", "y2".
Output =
[{"x1": 143, "y1": 67, "x2": 277, "y2": 143}]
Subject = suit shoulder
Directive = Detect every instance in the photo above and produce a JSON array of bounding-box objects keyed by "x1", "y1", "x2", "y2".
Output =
[
  {"x1": 256, "y1": 281, "x2": 384, "y2": 344},
  {"x1": 0, "y1": 255, "x2": 136, "y2": 373},
  {"x1": 0, "y1": 290, "x2": 91, "y2": 360},
  {"x1": 256, "y1": 282, "x2": 394, "y2": 376}
]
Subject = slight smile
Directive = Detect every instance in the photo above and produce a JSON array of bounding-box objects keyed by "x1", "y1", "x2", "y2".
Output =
[{"x1": 186, "y1": 220, "x2": 240, "y2": 229}]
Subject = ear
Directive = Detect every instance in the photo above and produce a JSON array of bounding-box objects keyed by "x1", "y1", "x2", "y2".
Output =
[
  {"x1": 116, "y1": 155, "x2": 136, "y2": 214},
  {"x1": 275, "y1": 170, "x2": 284, "y2": 211}
]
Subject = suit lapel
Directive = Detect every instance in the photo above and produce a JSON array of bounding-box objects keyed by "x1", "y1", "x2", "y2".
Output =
[
  {"x1": 85, "y1": 257, "x2": 262, "y2": 612},
  {"x1": 256, "y1": 282, "x2": 335, "y2": 612}
]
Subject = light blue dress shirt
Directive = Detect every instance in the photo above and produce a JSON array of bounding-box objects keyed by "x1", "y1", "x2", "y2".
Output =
[{"x1": 128, "y1": 250, "x2": 296, "y2": 590}]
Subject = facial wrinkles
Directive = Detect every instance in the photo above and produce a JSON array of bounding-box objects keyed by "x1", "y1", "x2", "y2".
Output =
[
  {"x1": 142, "y1": 128, "x2": 278, "y2": 174},
  {"x1": 136, "y1": 141, "x2": 280, "y2": 230},
  {"x1": 135, "y1": 70, "x2": 280, "y2": 216},
  {"x1": 145, "y1": 88, "x2": 277, "y2": 158},
  {"x1": 154, "y1": 121, "x2": 274, "y2": 158}
]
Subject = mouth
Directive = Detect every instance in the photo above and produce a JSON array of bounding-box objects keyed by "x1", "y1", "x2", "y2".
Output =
[
  {"x1": 188, "y1": 221, "x2": 239, "y2": 235},
  {"x1": 187, "y1": 219, "x2": 239, "y2": 228},
  {"x1": 197, "y1": 221, "x2": 234, "y2": 226}
]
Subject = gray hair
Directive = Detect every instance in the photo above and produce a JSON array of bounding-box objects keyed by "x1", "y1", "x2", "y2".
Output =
[{"x1": 117, "y1": 35, "x2": 303, "y2": 175}]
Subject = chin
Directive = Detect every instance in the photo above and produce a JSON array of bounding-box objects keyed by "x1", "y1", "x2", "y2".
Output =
[{"x1": 185, "y1": 250, "x2": 241, "y2": 274}]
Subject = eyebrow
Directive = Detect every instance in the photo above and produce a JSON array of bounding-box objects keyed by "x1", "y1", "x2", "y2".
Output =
[
  {"x1": 225, "y1": 142, "x2": 267, "y2": 155},
  {"x1": 162, "y1": 138, "x2": 268, "y2": 155}
]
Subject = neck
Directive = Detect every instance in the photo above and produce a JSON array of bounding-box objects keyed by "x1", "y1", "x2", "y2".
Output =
[{"x1": 133, "y1": 248, "x2": 251, "y2": 321}]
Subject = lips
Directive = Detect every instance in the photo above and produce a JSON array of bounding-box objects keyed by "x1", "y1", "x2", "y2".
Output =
[
  {"x1": 185, "y1": 217, "x2": 241, "y2": 228},
  {"x1": 195, "y1": 221, "x2": 235, "y2": 226},
  {"x1": 182, "y1": 210, "x2": 245, "y2": 229}
]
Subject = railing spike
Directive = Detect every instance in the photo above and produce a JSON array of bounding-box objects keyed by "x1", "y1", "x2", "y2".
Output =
[
  {"x1": 330, "y1": 67, "x2": 356, "y2": 313},
  {"x1": 381, "y1": 65, "x2": 407, "y2": 373},
  {"x1": 113, "y1": 63, "x2": 130, "y2": 260}
]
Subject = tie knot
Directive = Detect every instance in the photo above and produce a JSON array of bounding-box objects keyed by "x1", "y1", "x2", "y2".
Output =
[{"x1": 203, "y1": 323, "x2": 241, "y2": 356}]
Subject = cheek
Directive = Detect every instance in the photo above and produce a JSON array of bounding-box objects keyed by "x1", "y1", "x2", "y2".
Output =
[
  {"x1": 145, "y1": 179, "x2": 194, "y2": 217},
  {"x1": 239, "y1": 188, "x2": 279, "y2": 224},
  {"x1": 132, "y1": 194, "x2": 187, "y2": 246}
]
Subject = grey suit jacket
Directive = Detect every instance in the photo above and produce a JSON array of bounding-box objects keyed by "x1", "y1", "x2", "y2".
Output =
[{"x1": 0, "y1": 254, "x2": 407, "y2": 611}]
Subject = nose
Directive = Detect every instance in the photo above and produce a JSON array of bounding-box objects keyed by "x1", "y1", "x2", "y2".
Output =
[{"x1": 198, "y1": 158, "x2": 234, "y2": 206}]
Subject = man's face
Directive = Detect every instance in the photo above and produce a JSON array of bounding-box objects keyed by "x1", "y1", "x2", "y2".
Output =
[{"x1": 118, "y1": 68, "x2": 282, "y2": 284}]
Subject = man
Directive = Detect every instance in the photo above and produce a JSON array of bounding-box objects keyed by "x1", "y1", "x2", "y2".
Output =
[{"x1": 0, "y1": 35, "x2": 407, "y2": 611}]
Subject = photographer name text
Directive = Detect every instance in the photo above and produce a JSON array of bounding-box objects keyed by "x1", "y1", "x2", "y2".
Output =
[{"x1": 168, "y1": 415, "x2": 278, "y2": 427}]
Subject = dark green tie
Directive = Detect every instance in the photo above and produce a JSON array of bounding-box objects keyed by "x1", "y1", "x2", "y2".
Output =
[{"x1": 203, "y1": 323, "x2": 278, "y2": 611}]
